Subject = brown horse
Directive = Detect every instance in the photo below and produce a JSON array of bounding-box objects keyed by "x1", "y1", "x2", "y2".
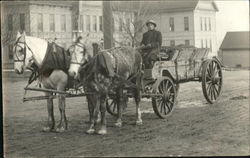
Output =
[
  {"x1": 69, "y1": 44, "x2": 143, "y2": 135},
  {"x1": 13, "y1": 32, "x2": 72, "y2": 132}
]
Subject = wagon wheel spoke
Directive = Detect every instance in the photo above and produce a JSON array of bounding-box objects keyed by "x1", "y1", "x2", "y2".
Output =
[
  {"x1": 166, "y1": 86, "x2": 172, "y2": 95},
  {"x1": 169, "y1": 93, "x2": 175, "y2": 98},
  {"x1": 212, "y1": 85, "x2": 217, "y2": 100},
  {"x1": 168, "y1": 99, "x2": 174, "y2": 105},
  {"x1": 160, "y1": 101, "x2": 164, "y2": 113},
  {"x1": 213, "y1": 86, "x2": 217, "y2": 100},
  {"x1": 164, "y1": 81, "x2": 169, "y2": 92},
  {"x1": 206, "y1": 83, "x2": 212, "y2": 92},
  {"x1": 206, "y1": 80, "x2": 212, "y2": 84},
  {"x1": 207, "y1": 68, "x2": 212, "y2": 78},
  {"x1": 211, "y1": 85, "x2": 215, "y2": 100},
  {"x1": 214, "y1": 82, "x2": 222, "y2": 88},
  {"x1": 213, "y1": 67, "x2": 219, "y2": 77},
  {"x1": 208, "y1": 84, "x2": 213, "y2": 100},
  {"x1": 157, "y1": 99, "x2": 163, "y2": 109},
  {"x1": 163, "y1": 103, "x2": 167, "y2": 115},
  {"x1": 165, "y1": 102, "x2": 171, "y2": 114},
  {"x1": 213, "y1": 85, "x2": 219, "y2": 95}
]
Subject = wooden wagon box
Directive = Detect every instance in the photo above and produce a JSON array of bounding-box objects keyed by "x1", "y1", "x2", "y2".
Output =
[{"x1": 152, "y1": 46, "x2": 210, "y2": 82}]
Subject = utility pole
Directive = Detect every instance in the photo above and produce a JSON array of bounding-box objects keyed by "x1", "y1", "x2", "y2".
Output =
[
  {"x1": 102, "y1": 1, "x2": 113, "y2": 49},
  {"x1": 72, "y1": 1, "x2": 80, "y2": 42}
]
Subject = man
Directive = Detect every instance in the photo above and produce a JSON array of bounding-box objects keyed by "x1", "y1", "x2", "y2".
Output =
[{"x1": 140, "y1": 20, "x2": 162, "y2": 69}]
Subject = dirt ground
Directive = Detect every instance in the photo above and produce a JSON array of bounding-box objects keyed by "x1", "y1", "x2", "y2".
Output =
[{"x1": 3, "y1": 70, "x2": 249, "y2": 157}]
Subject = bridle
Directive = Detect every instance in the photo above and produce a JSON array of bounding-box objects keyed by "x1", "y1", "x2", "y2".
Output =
[
  {"x1": 13, "y1": 36, "x2": 34, "y2": 67},
  {"x1": 70, "y1": 43, "x2": 87, "y2": 66}
]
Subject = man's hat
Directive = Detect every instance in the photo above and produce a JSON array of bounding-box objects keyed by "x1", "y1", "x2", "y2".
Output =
[{"x1": 146, "y1": 20, "x2": 157, "y2": 27}]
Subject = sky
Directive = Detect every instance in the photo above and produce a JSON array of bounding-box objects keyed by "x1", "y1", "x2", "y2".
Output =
[{"x1": 215, "y1": 0, "x2": 249, "y2": 49}]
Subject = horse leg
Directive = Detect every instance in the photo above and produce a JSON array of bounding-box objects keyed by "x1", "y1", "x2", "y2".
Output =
[
  {"x1": 97, "y1": 95, "x2": 107, "y2": 135},
  {"x1": 114, "y1": 88, "x2": 123, "y2": 127},
  {"x1": 56, "y1": 94, "x2": 67, "y2": 132},
  {"x1": 86, "y1": 95, "x2": 100, "y2": 134},
  {"x1": 43, "y1": 92, "x2": 55, "y2": 132},
  {"x1": 135, "y1": 78, "x2": 143, "y2": 125},
  {"x1": 86, "y1": 95, "x2": 95, "y2": 134}
]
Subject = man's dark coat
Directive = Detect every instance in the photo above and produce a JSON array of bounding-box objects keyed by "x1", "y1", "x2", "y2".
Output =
[{"x1": 140, "y1": 29, "x2": 162, "y2": 69}]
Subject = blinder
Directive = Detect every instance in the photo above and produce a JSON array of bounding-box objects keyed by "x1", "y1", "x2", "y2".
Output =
[
  {"x1": 13, "y1": 36, "x2": 35, "y2": 70},
  {"x1": 70, "y1": 43, "x2": 87, "y2": 66},
  {"x1": 13, "y1": 40, "x2": 27, "y2": 63}
]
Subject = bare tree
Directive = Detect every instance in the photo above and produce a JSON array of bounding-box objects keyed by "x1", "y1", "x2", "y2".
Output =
[{"x1": 111, "y1": 1, "x2": 162, "y2": 47}]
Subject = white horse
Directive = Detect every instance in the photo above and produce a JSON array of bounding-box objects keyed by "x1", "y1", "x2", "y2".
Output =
[{"x1": 13, "y1": 32, "x2": 69, "y2": 132}]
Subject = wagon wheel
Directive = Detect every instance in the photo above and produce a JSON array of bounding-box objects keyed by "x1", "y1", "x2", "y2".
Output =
[
  {"x1": 202, "y1": 59, "x2": 223, "y2": 104},
  {"x1": 106, "y1": 98, "x2": 118, "y2": 116},
  {"x1": 152, "y1": 77, "x2": 177, "y2": 119},
  {"x1": 106, "y1": 97, "x2": 128, "y2": 117}
]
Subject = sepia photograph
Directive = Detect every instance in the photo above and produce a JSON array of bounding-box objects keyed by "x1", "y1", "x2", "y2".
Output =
[{"x1": 1, "y1": 0, "x2": 249, "y2": 157}]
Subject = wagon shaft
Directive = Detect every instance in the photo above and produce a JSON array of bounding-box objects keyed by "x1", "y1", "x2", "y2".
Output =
[{"x1": 24, "y1": 87, "x2": 70, "y2": 95}]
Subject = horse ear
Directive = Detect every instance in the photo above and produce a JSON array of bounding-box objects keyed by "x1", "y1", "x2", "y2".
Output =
[
  {"x1": 16, "y1": 31, "x2": 21, "y2": 41},
  {"x1": 16, "y1": 31, "x2": 21, "y2": 37}
]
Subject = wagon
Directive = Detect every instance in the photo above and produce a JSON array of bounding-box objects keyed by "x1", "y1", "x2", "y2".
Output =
[
  {"x1": 106, "y1": 45, "x2": 223, "y2": 118},
  {"x1": 23, "y1": 45, "x2": 223, "y2": 119}
]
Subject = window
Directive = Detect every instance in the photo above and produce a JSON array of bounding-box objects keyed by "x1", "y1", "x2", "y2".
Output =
[
  {"x1": 93, "y1": 16, "x2": 97, "y2": 32},
  {"x1": 169, "y1": 17, "x2": 174, "y2": 31},
  {"x1": 37, "y1": 14, "x2": 43, "y2": 32},
  {"x1": 205, "y1": 39, "x2": 208, "y2": 48},
  {"x1": 170, "y1": 40, "x2": 175, "y2": 46},
  {"x1": 185, "y1": 40, "x2": 190, "y2": 46},
  {"x1": 119, "y1": 18, "x2": 123, "y2": 32},
  {"x1": 20, "y1": 14, "x2": 25, "y2": 31},
  {"x1": 99, "y1": 16, "x2": 103, "y2": 31},
  {"x1": 200, "y1": 17, "x2": 203, "y2": 31},
  {"x1": 204, "y1": 17, "x2": 207, "y2": 31},
  {"x1": 49, "y1": 14, "x2": 55, "y2": 32},
  {"x1": 8, "y1": 45, "x2": 13, "y2": 60},
  {"x1": 210, "y1": 39, "x2": 212, "y2": 50},
  {"x1": 126, "y1": 18, "x2": 130, "y2": 30},
  {"x1": 201, "y1": 40, "x2": 203, "y2": 48},
  {"x1": 86, "y1": 15, "x2": 90, "y2": 31},
  {"x1": 8, "y1": 14, "x2": 13, "y2": 31},
  {"x1": 236, "y1": 64, "x2": 242, "y2": 68},
  {"x1": 79, "y1": 15, "x2": 83, "y2": 31},
  {"x1": 61, "y1": 15, "x2": 66, "y2": 32},
  {"x1": 184, "y1": 17, "x2": 189, "y2": 31},
  {"x1": 112, "y1": 18, "x2": 115, "y2": 32},
  {"x1": 209, "y1": 17, "x2": 211, "y2": 31}
]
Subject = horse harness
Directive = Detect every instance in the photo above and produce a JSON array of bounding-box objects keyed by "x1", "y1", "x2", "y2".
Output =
[
  {"x1": 98, "y1": 47, "x2": 142, "y2": 90},
  {"x1": 69, "y1": 43, "x2": 86, "y2": 66},
  {"x1": 14, "y1": 36, "x2": 40, "y2": 85}
]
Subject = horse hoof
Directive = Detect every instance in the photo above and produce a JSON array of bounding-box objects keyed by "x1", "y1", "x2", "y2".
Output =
[
  {"x1": 96, "y1": 119, "x2": 101, "y2": 124},
  {"x1": 86, "y1": 129, "x2": 95, "y2": 134},
  {"x1": 136, "y1": 120, "x2": 143, "y2": 125},
  {"x1": 56, "y1": 127, "x2": 65, "y2": 133},
  {"x1": 114, "y1": 122, "x2": 122, "y2": 128},
  {"x1": 42, "y1": 127, "x2": 52, "y2": 132},
  {"x1": 97, "y1": 129, "x2": 107, "y2": 135}
]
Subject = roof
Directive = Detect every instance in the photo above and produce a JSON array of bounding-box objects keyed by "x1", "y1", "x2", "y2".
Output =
[
  {"x1": 220, "y1": 31, "x2": 250, "y2": 50},
  {"x1": 3, "y1": 0, "x2": 72, "y2": 7},
  {"x1": 112, "y1": 0, "x2": 218, "y2": 13}
]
